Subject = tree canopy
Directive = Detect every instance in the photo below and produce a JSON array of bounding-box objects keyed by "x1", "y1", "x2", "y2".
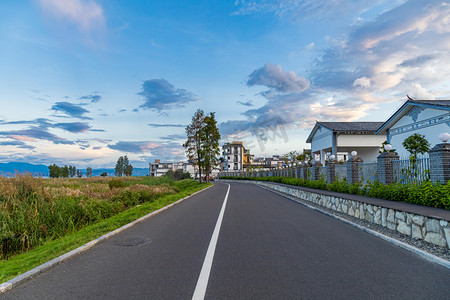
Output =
[
  {"x1": 402, "y1": 134, "x2": 430, "y2": 159},
  {"x1": 115, "y1": 155, "x2": 133, "y2": 177},
  {"x1": 48, "y1": 164, "x2": 77, "y2": 178},
  {"x1": 183, "y1": 109, "x2": 220, "y2": 182}
]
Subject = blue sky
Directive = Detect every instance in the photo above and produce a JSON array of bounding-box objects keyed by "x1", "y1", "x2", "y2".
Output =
[{"x1": 0, "y1": 0, "x2": 449, "y2": 168}]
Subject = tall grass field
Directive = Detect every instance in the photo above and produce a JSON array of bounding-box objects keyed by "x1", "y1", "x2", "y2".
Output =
[{"x1": 0, "y1": 175, "x2": 207, "y2": 261}]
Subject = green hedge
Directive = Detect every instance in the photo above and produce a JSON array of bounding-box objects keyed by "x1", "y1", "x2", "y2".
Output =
[{"x1": 220, "y1": 176, "x2": 450, "y2": 210}]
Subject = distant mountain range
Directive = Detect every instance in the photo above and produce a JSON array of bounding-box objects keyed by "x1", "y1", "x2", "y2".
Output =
[{"x1": 0, "y1": 162, "x2": 149, "y2": 177}]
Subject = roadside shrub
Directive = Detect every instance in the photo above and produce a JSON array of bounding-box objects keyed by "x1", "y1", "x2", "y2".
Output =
[
  {"x1": 165, "y1": 169, "x2": 191, "y2": 181},
  {"x1": 220, "y1": 176, "x2": 450, "y2": 210},
  {"x1": 108, "y1": 178, "x2": 127, "y2": 189}
]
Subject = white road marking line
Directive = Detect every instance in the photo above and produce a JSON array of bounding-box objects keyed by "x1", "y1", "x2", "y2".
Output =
[{"x1": 192, "y1": 183, "x2": 230, "y2": 300}]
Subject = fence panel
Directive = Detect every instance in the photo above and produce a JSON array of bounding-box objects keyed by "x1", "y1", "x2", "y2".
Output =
[
  {"x1": 335, "y1": 164, "x2": 347, "y2": 181},
  {"x1": 319, "y1": 166, "x2": 327, "y2": 181},
  {"x1": 393, "y1": 156, "x2": 430, "y2": 184},
  {"x1": 359, "y1": 162, "x2": 378, "y2": 183}
]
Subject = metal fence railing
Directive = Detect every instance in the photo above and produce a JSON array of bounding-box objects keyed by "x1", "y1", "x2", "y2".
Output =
[
  {"x1": 393, "y1": 155, "x2": 430, "y2": 184},
  {"x1": 335, "y1": 164, "x2": 347, "y2": 181},
  {"x1": 359, "y1": 162, "x2": 378, "y2": 183},
  {"x1": 219, "y1": 154, "x2": 439, "y2": 186},
  {"x1": 319, "y1": 166, "x2": 327, "y2": 181}
]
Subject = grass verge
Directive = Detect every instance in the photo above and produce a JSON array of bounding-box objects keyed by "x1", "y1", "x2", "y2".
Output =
[{"x1": 0, "y1": 182, "x2": 212, "y2": 284}]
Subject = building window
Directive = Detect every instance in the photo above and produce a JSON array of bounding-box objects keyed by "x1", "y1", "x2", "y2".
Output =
[
  {"x1": 234, "y1": 155, "x2": 238, "y2": 161},
  {"x1": 234, "y1": 147, "x2": 238, "y2": 154}
]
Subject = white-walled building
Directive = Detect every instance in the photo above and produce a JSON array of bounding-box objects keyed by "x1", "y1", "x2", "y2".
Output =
[
  {"x1": 306, "y1": 122, "x2": 386, "y2": 164},
  {"x1": 149, "y1": 160, "x2": 183, "y2": 177},
  {"x1": 376, "y1": 99, "x2": 450, "y2": 158},
  {"x1": 182, "y1": 162, "x2": 199, "y2": 179},
  {"x1": 222, "y1": 141, "x2": 245, "y2": 171}
]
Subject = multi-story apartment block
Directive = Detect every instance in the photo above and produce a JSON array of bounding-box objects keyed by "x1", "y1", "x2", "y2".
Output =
[
  {"x1": 222, "y1": 141, "x2": 247, "y2": 171},
  {"x1": 222, "y1": 142, "x2": 293, "y2": 172}
]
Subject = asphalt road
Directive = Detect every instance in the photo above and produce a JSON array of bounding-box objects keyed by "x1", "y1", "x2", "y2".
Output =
[{"x1": 2, "y1": 182, "x2": 449, "y2": 299}]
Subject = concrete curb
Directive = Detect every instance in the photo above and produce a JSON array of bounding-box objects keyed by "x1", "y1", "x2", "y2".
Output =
[
  {"x1": 229, "y1": 180, "x2": 450, "y2": 270},
  {"x1": 0, "y1": 184, "x2": 213, "y2": 294}
]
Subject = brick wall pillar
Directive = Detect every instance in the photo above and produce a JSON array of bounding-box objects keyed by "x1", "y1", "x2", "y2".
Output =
[
  {"x1": 377, "y1": 152, "x2": 399, "y2": 185},
  {"x1": 327, "y1": 160, "x2": 336, "y2": 183},
  {"x1": 429, "y1": 143, "x2": 450, "y2": 184},
  {"x1": 303, "y1": 163, "x2": 309, "y2": 180},
  {"x1": 312, "y1": 161, "x2": 322, "y2": 181},
  {"x1": 347, "y1": 157, "x2": 363, "y2": 184}
]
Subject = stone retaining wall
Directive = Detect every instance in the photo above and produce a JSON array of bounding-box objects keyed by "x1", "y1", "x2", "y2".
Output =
[{"x1": 227, "y1": 180, "x2": 450, "y2": 249}]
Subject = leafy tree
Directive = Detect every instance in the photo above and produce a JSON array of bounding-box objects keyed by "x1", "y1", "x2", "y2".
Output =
[
  {"x1": 68, "y1": 166, "x2": 76, "y2": 178},
  {"x1": 402, "y1": 134, "x2": 431, "y2": 183},
  {"x1": 184, "y1": 109, "x2": 206, "y2": 182},
  {"x1": 283, "y1": 151, "x2": 304, "y2": 166},
  {"x1": 48, "y1": 164, "x2": 61, "y2": 178},
  {"x1": 184, "y1": 109, "x2": 221, "y2": 183},
  {"x1": 402, "y1": 134, "x2": 430, "y2": 159},
  {"x1": 77, "y1": 170, "x2": 82, "y2": 178},
  {"x1": 115, "y1": 156, "x2": 124, "y2": 177},
  {"x1": 61, "y1": 165, "x2": 69, "y2": 178},
  {"x1": 86, "y1": 167, "x2": 93, "y2": 177},
  {"x1": 124, "y1": 163, "x2": 133, "y2": 176},
  {"x1": 199, "y1": 112, "x2": 220, "y2": 183},
  {"x1": 115, "y1": 156, "x2": 133, "y2": 177}
]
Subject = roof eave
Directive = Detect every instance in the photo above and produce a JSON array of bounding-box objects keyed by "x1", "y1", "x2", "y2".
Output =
[
  {"x1": 375, "y1": 101, "x2": 411, "y2": 135},
  {"x1": 376, "y1": 100, "x2": 450, "y2": 135},
  {"x1": 306, "y1": 123, "x2": 322, "y2": 143}
]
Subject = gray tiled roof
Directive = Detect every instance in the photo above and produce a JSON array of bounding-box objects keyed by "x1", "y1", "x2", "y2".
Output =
[{"x1": 318, "y1": 122, "x2": 384, "y2": 132}]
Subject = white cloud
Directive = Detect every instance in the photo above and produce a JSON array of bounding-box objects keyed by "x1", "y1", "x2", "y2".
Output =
[
  {"x1": 225, "y1": 0, "x2": 450, "y2": 139},
  {"x1": 311, "y1": 0, "x2": 450, "y2": 100},
  {"x1": 38, "y1": 0, "x2": 105, "y2": 33},
  {"x1": 408, "y1": 83, "x2": 436, "y2": 100},
  {"x1": 353, "y1": 76, "x2": 371, "y2": 89},
  {"x1": 351, "y1": 0, "x2": 450, "y2": 50}
]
